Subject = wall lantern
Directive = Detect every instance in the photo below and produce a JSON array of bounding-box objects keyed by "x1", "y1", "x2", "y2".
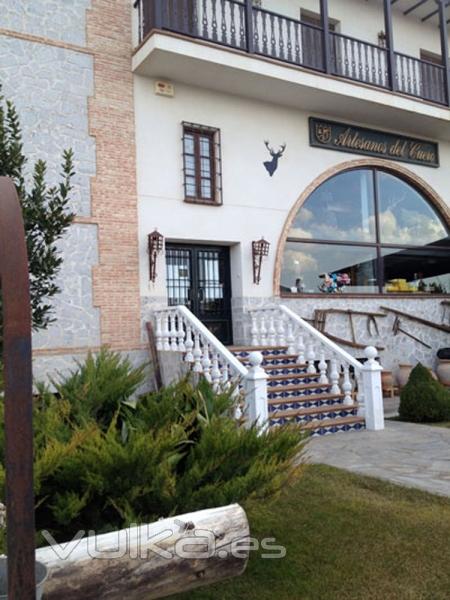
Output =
[
  {"x1": 252, "y1": 237, "x2": 270, "y2": 285},
  {"x1": 148, "y1": 229, "x2": 164, "y2": 282}
]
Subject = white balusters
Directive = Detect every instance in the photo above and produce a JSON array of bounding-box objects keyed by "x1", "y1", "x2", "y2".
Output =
[
  {"x1": 276, "y1": 313, "x2": 286, "y2": 346},
  {"x1": 152, "y1": 304, "x2": 385, "y2": 433},
  {"x1": 221, "y1": 363, "x2": 230, "y2": 388},
  {"x1": 162, "y1": 313, "x2": 170, "y2": 351},
  {"x1": 250, "y1": 312, "x2": 260, "y2": 346},
  {"x1": 268, "y1": 311, "x2": 277, "y2": 346},
  {"x1": 155, "y1": 313, "x2": 163, "y2": 351},
  {"x1": 176, "y1": 314, "x2": 186, "y2": 352},
  {"x1": 184, "y1": 324, "x2": 194, "y2": 363},
  {"x1": 192, "y1": 332, "x2": 203, "y2": 372},
  {"x1": 211, "y1": 352, "x2": 221, "y2": 389},
  {"x1": 201, "y1": 343, "x2": 212, "y2": 382},
  {"x1": 307, "y1": 340, "x2": 317, "y2": 374},
  {"x1": 329, "y1": 357, "x2": 340, "y2": 395},
  {"x1": 286, "y1": 320, "x2": 296, "y2": 355},
  {"x1": 259, "y1": 314, "x2": 268, "y2": 345},
  {"x1": 169, "y1": 314, "x2": 178, "y2": 351},
  {"x1": 318, "y1": 352, "x2": 328, "y2": 384},
  {"x1": 342, "y1": 364, "x2": 353, "y2": 405},
  {"x1": 297, "y1": 334, "x2": 305, "y2": 365}
]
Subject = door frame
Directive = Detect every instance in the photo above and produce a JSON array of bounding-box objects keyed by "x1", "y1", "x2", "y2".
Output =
[{"x1": 165, "y1": 242, "x2": 233, "y2": 345}]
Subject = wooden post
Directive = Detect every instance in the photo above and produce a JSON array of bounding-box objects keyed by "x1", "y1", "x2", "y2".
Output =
[
  {"x1": 438, "y1": 0, "x2": 450, "y2": 106},
  {"x1": 0, "y1": 177, "x2": 35, "y2": 598},
  {"x1": 383, "y1": 0, "x2": 396, "y2": 90},
  {"x1": 320, "y1": 0, "x2": 331, "y2": 73},
  {"x1": 37, "y1": 504, "x2": 250, "y2": 600},
  {"x1": 245, "y1": 0, "x2": 254, "y2": 53}
]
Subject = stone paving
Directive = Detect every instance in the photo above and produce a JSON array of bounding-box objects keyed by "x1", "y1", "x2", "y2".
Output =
[{"x1": 307, "y1": 419, "x2": 450, "y2": 498}]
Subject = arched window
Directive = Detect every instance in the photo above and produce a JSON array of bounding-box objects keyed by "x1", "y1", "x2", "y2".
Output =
[{"x1": 281, "y1": 168, "x2": 450, "y2": 295}]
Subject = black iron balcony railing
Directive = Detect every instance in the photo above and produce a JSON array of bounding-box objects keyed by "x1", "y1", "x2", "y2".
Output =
[{"x1": 135, "y1": 0, "x2": 449, "y2": 108}]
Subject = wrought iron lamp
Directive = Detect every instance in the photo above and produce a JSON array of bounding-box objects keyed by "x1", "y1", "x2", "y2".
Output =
[
  {"x1": 252, "y1": 237, "x2": 270, "y2": 285},
  {"x1": 148, "y1": 229, "x2": 164, "y2": 282}
]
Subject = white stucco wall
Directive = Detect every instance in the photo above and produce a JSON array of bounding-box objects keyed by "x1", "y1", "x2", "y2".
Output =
[
  {"x1": 134, "y1": 72, "x2": 450, "y2": 370},
  {"x1": 135, "y1": 75, "x2": 450, "y2": 296}
]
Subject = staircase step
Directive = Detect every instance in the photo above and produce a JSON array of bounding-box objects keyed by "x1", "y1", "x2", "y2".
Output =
[
  {"x1": 270, "y1": 403, "x2": 358, "y2": 421},
  {"x1": 229, "y1": 345, "x2": 288, "y2": 353},
  {"x1": 263, "y1": 363, "x2": 308, "y2": 373},
  {"x1": 302, "y1": 415, "x2": 366, "y2": 436},
  {"x1": 269, "y1": 414, "x2": 365, "y2": 436},
  {"x1": 269, "y1": 392, "x2": 344, "y2": 408},
  {"x1": 268, "y1": 372, "x2": 320, "y2": 382},
  {"x1": 239, "y1": 355, "x2": 300, "y2": 366},
  {"x1": 268, "y1": 383, "x2": 333, "y2": 401}
]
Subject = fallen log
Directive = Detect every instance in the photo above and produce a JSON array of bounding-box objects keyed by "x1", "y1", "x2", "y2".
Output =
[{"x1": 36, "y1": 504, "x2": 249, "y2": 600}]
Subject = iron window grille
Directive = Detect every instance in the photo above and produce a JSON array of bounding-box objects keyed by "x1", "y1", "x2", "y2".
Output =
[{"x1": 182, "y1": 122, "x2": 222, "y2": 205}]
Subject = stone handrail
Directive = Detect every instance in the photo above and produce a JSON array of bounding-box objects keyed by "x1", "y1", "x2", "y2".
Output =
[
  {"x1": 279, "y1": 305, "x2": 363, "y2": 371},
  {"x1": 248, "y1": 304, "x2": 384, "y2": 430},
  {"x1": 153, "y1": 305, "x2": 268, "y2": 426}
]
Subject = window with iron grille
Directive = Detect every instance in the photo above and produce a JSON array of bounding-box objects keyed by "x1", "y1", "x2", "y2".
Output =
[{"x1": 182, "y1": 122, "x2": 222, "y2": 205}]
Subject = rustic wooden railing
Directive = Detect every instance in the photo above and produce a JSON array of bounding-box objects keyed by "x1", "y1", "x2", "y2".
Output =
[{"x1": 134, "y1": 0, "x2": 449, "y2": 107}]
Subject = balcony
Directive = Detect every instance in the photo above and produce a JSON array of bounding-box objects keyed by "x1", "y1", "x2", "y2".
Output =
[{"x1": 134, "y1": 0, "x2": 449, "y2": 107}]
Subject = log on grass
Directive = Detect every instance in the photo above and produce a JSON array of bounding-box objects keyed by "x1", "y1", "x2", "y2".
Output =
[{"x1": 36, "y1": 504, "x2": 249, "y2": 600}]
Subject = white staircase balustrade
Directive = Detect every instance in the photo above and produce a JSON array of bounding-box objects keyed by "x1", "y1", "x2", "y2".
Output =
[
  {"x1": 153, "y1": 306, "x2": 268, "y2": 427},
  {"x1": 247, "y1": 305, "x2": 384, "y2": 431}
]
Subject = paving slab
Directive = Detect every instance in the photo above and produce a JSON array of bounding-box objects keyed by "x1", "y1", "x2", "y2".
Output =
[{"x1": 307, "y1": 421, "x2": 450, "y2": 497}]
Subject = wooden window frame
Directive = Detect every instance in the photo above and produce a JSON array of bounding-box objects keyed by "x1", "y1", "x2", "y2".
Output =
[{"x1": 182, "y1": 122, "x2": 222, "y2": 206}]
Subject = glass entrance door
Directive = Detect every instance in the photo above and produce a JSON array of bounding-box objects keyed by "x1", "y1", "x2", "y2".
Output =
[{"x1": 165, "y1": 244, "x2": 233, "y2": 345}]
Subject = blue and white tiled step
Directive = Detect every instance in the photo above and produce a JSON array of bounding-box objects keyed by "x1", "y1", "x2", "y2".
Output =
[{"x1": 229, "y1": 345, "x2": 365, "y2": 437}]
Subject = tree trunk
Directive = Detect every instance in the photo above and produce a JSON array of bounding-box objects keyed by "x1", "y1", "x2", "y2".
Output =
[{"x1": 36, "y1": 504, "x2": 250, "y2": 599}]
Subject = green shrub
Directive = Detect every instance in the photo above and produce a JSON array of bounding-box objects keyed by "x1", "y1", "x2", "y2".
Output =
[
  {"x1": 399, "y1": 363, "x2": 450, "y2": 423},
  {"x1": 0, "y1": 351, "x2": 306, "y2": 550},
  {"x1": 52, "y1": 348, "x2": 147, "y2": 429}
]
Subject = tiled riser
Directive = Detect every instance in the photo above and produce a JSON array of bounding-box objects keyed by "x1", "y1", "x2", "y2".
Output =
[
  {"x1": 263, "y1": 359, "x2": 300, "y2": 366},
  {"x1": 311, "y1": 422, "x2": 366, "y2": 437},
  {"x1": 267, "y1": 375, "x2": 320, "y2": 387},
  {"x1": 270, "y1": 421, "x2": 366, "y2": 436},
  {"x1": 269, "y1": 398, "x2": 342, "y2": 412},
  {"x1": 268, "y1": 386, "x2": 331, "y2": 400},
  {"x1": 270, "y1": 408, "x2": 358, "y2": 426},
  {"x1": 233, "y1": 349, "x2": 288, "y2": 359},
  {"x1": 265, "y1": 367, "x2": 308, "y2": 376},
  {"x1": 229, "y1": 345, "x2": 366, "y2": 437}
]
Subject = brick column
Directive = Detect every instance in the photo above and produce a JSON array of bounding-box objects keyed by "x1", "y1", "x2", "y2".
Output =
[{"x1": 86, "y1": 0, "x2": 142, "y2": 350}]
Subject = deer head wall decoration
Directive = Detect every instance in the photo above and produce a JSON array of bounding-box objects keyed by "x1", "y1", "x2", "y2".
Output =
[{"x1": 263, "y1": 140, "x2": 286, "y2": 177}]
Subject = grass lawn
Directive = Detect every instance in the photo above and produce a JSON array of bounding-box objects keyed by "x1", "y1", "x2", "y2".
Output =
[{"x1": 173, "y1": 465, "x2": 450, "y2": 600}]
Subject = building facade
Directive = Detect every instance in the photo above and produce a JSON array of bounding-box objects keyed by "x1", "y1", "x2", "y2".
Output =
[{"x1": 1, "y1": 0, "x2": 449, "y2": 387}]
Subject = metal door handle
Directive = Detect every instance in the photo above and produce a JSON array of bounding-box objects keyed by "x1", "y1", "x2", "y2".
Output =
[{"x1": 198, "y1": 288, "x2": 204, "y2": 302}]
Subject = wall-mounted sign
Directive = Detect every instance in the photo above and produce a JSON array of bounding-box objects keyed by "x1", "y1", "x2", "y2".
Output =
[{"x1": 309, "y1": 118, "x2": 439, "y2": 168}]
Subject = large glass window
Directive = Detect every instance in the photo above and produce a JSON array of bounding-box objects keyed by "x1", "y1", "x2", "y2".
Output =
[{"x1": 281, "y1": 168, "x2": 450, "y2": 295}]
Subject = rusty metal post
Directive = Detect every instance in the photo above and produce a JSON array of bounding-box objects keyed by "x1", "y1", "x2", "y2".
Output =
[{"x1": 0, "y1": 177, "x2": 35, "y2": 598}]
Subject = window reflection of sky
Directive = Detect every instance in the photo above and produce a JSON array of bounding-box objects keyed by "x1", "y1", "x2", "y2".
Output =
[{"x1": 282, "y1": 168, "x2": 449, "y2": 294}]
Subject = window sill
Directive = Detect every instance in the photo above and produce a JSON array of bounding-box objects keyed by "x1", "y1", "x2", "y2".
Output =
[{"x1": 184, "y1": 197, "x2": 222, "y2": 207}]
